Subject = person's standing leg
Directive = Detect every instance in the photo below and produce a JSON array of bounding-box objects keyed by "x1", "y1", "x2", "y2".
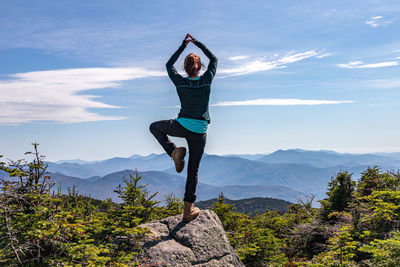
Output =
[
  {"x1": 149, "y1": 119, "x2": 187, "y2": 156},
  {"x1": 184, "y1": 132, "x2": 207, "y2": 203}
]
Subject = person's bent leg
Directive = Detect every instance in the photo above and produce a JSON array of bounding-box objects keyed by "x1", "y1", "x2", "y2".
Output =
[
  {"x1": 184, "y1": 132, "x2": 206, "y2": 203},
  {"x1": 149, "y1": 119, "x2": 187, "y2": 156}
]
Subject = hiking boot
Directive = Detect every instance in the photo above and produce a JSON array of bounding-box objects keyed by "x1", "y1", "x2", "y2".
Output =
[
  {"x1": 171, "y1": 146, "x2": 186, "y2": 173},
  {"x1": 182, "y1": 201, "x2": 200, "y2": 222}
]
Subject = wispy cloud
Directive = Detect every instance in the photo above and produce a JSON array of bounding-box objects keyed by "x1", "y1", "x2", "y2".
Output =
[
  {"x1": 210, "y1": 98, "x2": 355, "y2": 106},
  {"x1": 365, "y1": 15, "x2": 395, "y2": 27},
  {"x1": 0, "y1": 67, "x2": 164, "y2": 125},
  {"x1": 219, "y1": 50, "x2": 320, "y2": 77},
  {"x1": 365, "y1": 16, "x2": 384, "y2": 27},
  {"x1": 228, "y1": 55, "x2": 249, "y2": 61},
  {"x1": 167, "y1": 98, "x2": 355, "y2": 108},
  {"x1": 316, "y1": 53, "x2": 333, "y2": 58},
  {"x1": 337, "y1": 60, "x2": 399, "y2": 69}
]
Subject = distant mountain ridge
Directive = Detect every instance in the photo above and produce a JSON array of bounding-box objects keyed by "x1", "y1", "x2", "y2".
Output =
[
  {"x1": 258, "y1": 149, "x2": 400, "y2": 168},
  {"x1": 47, "y1": 149, "x2": 400, "y2": 179},
  {"x1": 163, "y1": 154, "x2": 381, "y2": 200},
  {"x1": 46, "y1": 153, "x2": 172, "y2": 178},
  {"x1": 43, "y1": 149, "x2": 400, "y2": 203},
  {"x1": 43, "y1": 170, "x2": 306, "y2": 204}
]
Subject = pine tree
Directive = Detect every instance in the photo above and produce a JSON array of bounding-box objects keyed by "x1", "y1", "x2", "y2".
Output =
[{"x1": 320, "y1": 170, "x2": 355, "y2": 221}]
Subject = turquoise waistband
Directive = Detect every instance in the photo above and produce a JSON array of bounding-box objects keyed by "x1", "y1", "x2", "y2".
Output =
[{"x1": 176, "y1": 117, "x2": 207, "y2": 134}]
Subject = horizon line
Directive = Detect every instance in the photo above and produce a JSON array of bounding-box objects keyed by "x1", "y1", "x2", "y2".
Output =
[{"x1": 45, "y1": 148, "x2": 400, "y2": 163}]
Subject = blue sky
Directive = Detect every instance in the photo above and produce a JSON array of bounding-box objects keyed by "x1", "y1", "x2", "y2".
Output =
[{"x1": 1, "y1": 0, "x2": 400, "y2": 161}]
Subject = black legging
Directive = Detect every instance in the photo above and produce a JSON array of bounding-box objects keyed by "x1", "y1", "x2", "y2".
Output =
[{"x1": 149, "y1": 119, "x2": 207, "y2": 203}]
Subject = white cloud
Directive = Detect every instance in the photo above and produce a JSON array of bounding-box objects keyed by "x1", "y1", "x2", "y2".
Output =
[
  {"x1": 165, "y1": 98, "x2": 354, "y2": 109},
  {"x1": 228, "y1": 55, "x2": 249, "y2": 61},
  {"x1": 276, "y1": 50, "x2": 318, "y2": 64},
  {"x1": 219, "y1": 50, "x2": 320, "y2": 77},
  {"x1": 337, "y1": 60, "x2": 399, "y2": 69},
  {"x1": 210, "y1": 98, "x2": 355, "y2": 106},
  {"x1": 365, "y1": 16, "x2": 384, "y2": 27},
  {"x1": 0, "y1": 67, "x2": 165, "y2": 125},
  {"x1": 365, "y1": 15, "x2": 395, "y2": 28},
  {"x1": 316, "y1": 53, "x2": 333, "y2": 58}
]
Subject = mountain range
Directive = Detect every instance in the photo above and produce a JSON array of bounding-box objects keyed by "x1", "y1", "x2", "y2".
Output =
[
  {"x1": 46, "y1": 170, "x2": 305, "y2": 204},
  {"x1": 2, "y1": 149, "x2": 400, "y2": 205}
]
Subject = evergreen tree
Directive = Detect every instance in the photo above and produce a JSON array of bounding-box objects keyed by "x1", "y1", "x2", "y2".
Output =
[
  {"x1": 320, "y1": 170, "x2": 355, "y2": 221},
  {"x1": 357, "y1": 166, "x2": 399, "y2": 197},
  {"x1": 0, "y1": 144, "x2": 156, "y2": 265}
]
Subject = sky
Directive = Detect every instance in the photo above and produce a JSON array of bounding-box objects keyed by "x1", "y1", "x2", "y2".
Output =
[{"x1": 1, "y1": 0, "x2": 400, "y2": 161}]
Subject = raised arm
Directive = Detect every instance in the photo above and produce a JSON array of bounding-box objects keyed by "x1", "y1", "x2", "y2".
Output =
[
  {"x1": 192, "y1": 37, "x2": 218, "y2": 83},
  {"x1": 166, "y1": 40, "x2": 187, "y2": 85}
]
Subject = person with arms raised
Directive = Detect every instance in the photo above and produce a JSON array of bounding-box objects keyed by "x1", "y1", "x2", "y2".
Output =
[{"x1": 149, "y1": 34, "x2": 218, "y2": 222}]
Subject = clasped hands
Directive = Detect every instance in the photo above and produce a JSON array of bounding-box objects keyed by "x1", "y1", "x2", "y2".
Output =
[{"x1": 182, "y1": 34, "x2": 198, "y2": 48}]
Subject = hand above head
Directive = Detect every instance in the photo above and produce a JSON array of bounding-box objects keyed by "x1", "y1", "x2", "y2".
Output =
[
  {"x1": 187, "y1": 34, "x2": 199, "y2": 44},
  {"x1": 182, "y1": 34, "x2": 198, "y2": 47},
  {"x1": 181, "y1": 34, "x2": 191, "y2": 47},
  {"x1": 181, "y1": 39, "x2": 189, "y2": 48}
]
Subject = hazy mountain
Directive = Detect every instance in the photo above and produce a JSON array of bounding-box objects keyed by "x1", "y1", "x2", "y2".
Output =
[
  {"x1": 46, "y1": 154, "x2": 172, "y2": 178},
  {"x1": 195, "y1": 196, "x2": 293, "y2": 215},
  {"x1": 257, "y1": 149, "x2": 400, "y2": 168},
  {"x1": 129, "y1": 153, "x2": 161, "y2": 160},
  {"x1": 85, "y1": 176, "x2": 103, "y2": 182},
  {"x1": 45, "y1": 170, "x2": 305, "y2": 204},
  {"x1": 167, "y1": 154, "x2": 320, "y2": 186},
  {"x1": 164, "y1": 154, "x2": 388, "y2": 200},
  {"x1": 46, "y1": 150, "x2": 400, "y2": 181},
  {"x1": 54, "y1": 159, "x2": 98, "y2": 164},
  {"x1": 376, "y1": 152, "x2": 400, "y2": 160},
  {"x1": 222, "y1": 153, "x2": 266, "y2": 161},
  {"x1": 44, "y1": 150, "x2": 400, "y2": 202}
]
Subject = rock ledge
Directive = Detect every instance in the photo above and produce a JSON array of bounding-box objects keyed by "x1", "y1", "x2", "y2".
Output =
[{"x1": 137, "y1": 209, "x2": 245, "y2": 267}]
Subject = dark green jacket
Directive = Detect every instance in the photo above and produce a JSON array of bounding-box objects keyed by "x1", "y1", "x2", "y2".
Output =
[{"x1": 166, "y1": 38, "x2": 218, "y2": 124}]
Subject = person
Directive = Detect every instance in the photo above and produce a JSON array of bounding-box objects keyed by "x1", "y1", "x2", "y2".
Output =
[{"x1": 149, "y1": 34, "x2": 218, "y2": 222}]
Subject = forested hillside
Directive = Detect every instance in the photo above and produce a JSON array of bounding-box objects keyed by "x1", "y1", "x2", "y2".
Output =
[{"x1": 196, "y1": 196, "x2": 292, "y2": 215}]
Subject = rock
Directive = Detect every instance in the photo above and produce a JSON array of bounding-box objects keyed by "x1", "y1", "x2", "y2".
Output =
[{"x1": 137, "y1": 209, "x2": 245, "y2": 267}]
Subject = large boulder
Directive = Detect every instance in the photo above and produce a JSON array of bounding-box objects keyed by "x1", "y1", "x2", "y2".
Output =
[{"x1": 137, "y1": 209, "x2": 245, "y2": 267}]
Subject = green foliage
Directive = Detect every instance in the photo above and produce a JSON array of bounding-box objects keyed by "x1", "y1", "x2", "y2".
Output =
[
  {"x1": 234, "y1": 222, "x2": 287, "y2": 266},
  {"x1": 3, "y1": 144, "x2": 400, "y2": 266},
  {"x1": 357, "y1": 166, "x2": 399, "y2": 197},
  {"x1": 163, "y1": 192, "x2": 184, "y2": 216},
  {"x1": 211, "y1": 192, "x2": 287, "y2": 266},
  {"x1": 210, "y1": 168, "x2": 400, "y2": 266},
  {"x1": 0, "y1": 144, "x2": 170, "y2": 266},
  {"x1": 320, "y1": 170, "x2": 355, "y2": 221},
  {"x1": 359, "y1": 230, "x2": 400, "y2": 266},
  {"x1": 211, "y1": 192, "x2": 237, "y2": 228},
  {"x1": 358, "y1": 190, "x2": 400, "y2": 235},
  {"x1": 312, "y1": 225, "x2": 358, "y2": 266},
  {"x1": 113, "y1": 169, "x2": 161, "y2": 225}
]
